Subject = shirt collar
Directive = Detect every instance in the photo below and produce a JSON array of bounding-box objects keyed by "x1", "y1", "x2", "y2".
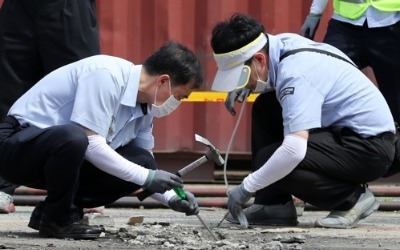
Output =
[{"x1": 121, "y1": 65, "x2": 142, "y2": 107}]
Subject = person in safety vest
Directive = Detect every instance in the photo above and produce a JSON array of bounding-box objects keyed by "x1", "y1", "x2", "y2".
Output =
[{"x1": 301, "y1": 0, "x2": 400, "y2": 130}]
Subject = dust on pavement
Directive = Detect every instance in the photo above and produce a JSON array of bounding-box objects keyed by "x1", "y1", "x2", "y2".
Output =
[{"x1": 1, "y1": 206, "x2": 400, "y2": 250}]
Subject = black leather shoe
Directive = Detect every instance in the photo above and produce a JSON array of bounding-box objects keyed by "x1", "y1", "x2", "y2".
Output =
[
  {"x1": 28, "y1": 202, "x2": 44, "y2": 230},
  {"x1": 39, "y1": 221, "x2": 103, "y2": 239},
  {"x1": 29, "y1": 202, "x2": 105, "y2": 233}
]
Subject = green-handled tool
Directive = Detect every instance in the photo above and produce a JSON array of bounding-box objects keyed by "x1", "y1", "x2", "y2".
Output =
[
  {"x1": 173, "y1": 187, "x2": 187, "y2": 200},
  {"x1": 136, "y1": 134, "x2": 224, "y2": 240},
  {"x1": 173, "y1": 187, "x2": 218, "y2": 241}
]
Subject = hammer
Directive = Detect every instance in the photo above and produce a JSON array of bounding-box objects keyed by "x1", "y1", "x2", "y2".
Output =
[{"x1": 137, "y1": 134, "x2": 224, "y2": 201}]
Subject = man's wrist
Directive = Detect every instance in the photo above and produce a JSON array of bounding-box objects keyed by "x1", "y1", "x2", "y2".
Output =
[
  {"x1": 309, "y1": 13, "x2": 322, "y2": 18},
  {"x1": 240, "y1": 181, "x2": 254, "y2": 195},
  {"x1": 142, "y1": 169, "x2": 155, "y2": 189}
]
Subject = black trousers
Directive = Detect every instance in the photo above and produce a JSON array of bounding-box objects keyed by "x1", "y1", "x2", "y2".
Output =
[
  {"x1": 0, "y1": 0, "x2": 100, "y2": 194},
  {"x1": 251, "y1": 93, "x2": 396, "y2": 210},
  {"x1": 323, "y1": 19, "x2": 400, "y2": 124},
  {"x1": 0, "y1": 117, "x2": 157, "y2": 226}
]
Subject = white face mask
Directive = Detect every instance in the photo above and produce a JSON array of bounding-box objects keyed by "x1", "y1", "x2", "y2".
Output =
[
  {"x1": 151, "y1": 81, "x2": 181, "y2": 118},
  {"x1": 254, "y1": 77, "x2": 273, "y2": 93},
  {"x1": 253, "y1": 62, "x2": 274, "y2": 93}
]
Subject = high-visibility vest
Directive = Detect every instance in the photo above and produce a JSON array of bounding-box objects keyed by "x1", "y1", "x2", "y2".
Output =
[{"x1": 334, "y1": 0, "x2": 400, "y2": 20}]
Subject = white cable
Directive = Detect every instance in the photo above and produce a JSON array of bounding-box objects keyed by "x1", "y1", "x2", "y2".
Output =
[{"x1": 223, "y1": 100, "x2": 247, "y2": 194}]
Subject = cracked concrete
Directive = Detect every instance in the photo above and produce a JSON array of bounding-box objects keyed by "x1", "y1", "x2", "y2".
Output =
[{"x1": 1, "y1": 206, "x2": 400, "y2": 249}]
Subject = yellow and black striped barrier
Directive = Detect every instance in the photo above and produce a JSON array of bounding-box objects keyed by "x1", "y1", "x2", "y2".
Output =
[{"x1": 182, "y1": 91, "x2": 259, "y2": 102}]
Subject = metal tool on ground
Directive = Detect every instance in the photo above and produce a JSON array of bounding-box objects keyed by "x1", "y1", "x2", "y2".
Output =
[
  {"x1": 136, "y1": 134, "x2": 224, "y2": 240},
  {"x1": 216, "y1": 205, "x2": 249, "y2": 229},
  {"x1": 173, "y1": 188, "x2": 219, "y2": 241},
  {"x1": 137, "y1": 134, "x2": 224, "y2": 201},
  {"x1": 195, "y1": 211, "x2": 219, "y2": 241},
  {"x1": 217, "y1": 211, "x2": 229, "y2": 228}
]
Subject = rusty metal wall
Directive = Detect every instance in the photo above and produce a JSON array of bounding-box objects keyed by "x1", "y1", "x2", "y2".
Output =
[
  {"x1": 97, "y1": 0, "x2": 333, "y2": 154},
  {"x1": 1, "y1": 0, "x2": 393, "y2": 185},
  {"x1": 0, "y1": 0, "x2": 334, "y2": 154}
]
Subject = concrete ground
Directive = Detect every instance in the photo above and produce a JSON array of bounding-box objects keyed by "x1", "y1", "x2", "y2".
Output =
[{"x1": 1, "y1": 205, "x2": 400, "y2": 250}]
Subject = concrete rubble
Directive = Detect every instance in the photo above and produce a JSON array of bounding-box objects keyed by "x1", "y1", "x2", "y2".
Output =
[{"x1": 1, "y1": 206, "x2": 400, "y2": 249}]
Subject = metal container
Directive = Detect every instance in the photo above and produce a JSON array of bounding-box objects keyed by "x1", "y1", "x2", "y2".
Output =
[{"x1": 97, "y1": 0, "x2": 331, "y2": 155}]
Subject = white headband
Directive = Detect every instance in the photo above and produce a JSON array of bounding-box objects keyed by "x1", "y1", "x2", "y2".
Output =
[
  {"x1": 211, "y1": 33, "x2": 268, "y2": 92},
  {"x1": 213, "y1": 33, "x2": 268, "y2": 70}
]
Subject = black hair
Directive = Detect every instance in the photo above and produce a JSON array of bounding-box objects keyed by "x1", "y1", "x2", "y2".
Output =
[
  {"x1": 143, "y1": 41, "x2": 203, "y2": 88},
  {"x1": 211, "y1": 13, "x2": 268, "y2": 55}
]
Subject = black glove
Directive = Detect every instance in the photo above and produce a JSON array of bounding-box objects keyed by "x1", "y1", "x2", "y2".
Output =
[
  {"x1": 300, "y1": 13, "x2": 321, "y2": 40},
  {"x1": 168, "y1": 191, "x2": 199, "y2": 216},
  {"x1": 142, "y1": 169, "x2": 183, "y2": 194},
  {"x1": 225, "y1": 88, "x2": 251, "y2": 116}
]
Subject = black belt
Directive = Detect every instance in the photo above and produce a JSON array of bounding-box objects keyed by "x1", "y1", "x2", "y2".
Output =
[
  {"x1": 339, "y1": 127, "x2": 397, "y2": 143},
  {"x1": 378, "y1": 132, "x2": 398, "y2": 144},
  {"x1": 1, "y1": 116, "x2": 20, "y2": 128}
]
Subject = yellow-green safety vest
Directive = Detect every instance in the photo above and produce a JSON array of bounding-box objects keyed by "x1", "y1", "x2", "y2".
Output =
[{"x1": 334, "y1": 0, "x2": 400, "y2": 19}]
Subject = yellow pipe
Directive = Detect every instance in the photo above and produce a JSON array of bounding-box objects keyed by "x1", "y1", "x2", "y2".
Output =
[{"x1": 183, "y1": 91, "x2": 258, "y2": 102}]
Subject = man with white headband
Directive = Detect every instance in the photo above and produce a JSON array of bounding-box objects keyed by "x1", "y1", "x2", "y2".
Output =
[
  {"x1": 211, "y1": 13, "x2": 398, "y2": 229},
  {"x1": 0, "y1": 41, "x2": 202, "y2": 239}
]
